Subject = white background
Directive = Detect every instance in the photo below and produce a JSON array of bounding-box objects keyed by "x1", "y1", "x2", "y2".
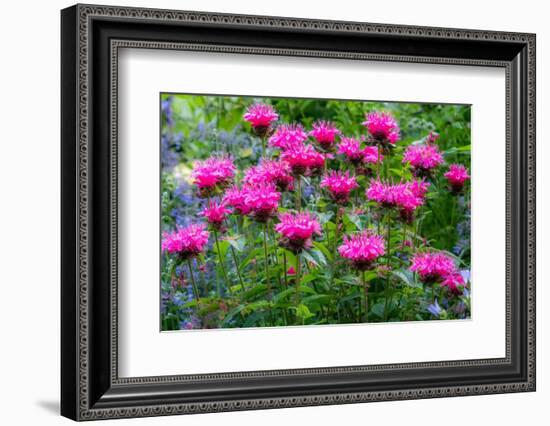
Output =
[
  {"x1": 0, "y1": 0, "x2": 547, "y2": 425},
  {"x1": 119, "y1": 49, "x2": 505, "y2": 377}
]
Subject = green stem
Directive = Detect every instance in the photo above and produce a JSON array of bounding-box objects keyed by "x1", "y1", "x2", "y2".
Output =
[
  {"x1": 413, "y1": 217, "x2": 419, "y2": 250},
  {"x1": 283, "y1": 250, "x2": 289, "y2": 289},
  {"x1": 263, "y1": 223, "x2": 273, "y2": 326},
  {"x1": 187, "y1": 259, "x2": 200, "y2": 304},
  {"x1": 450, "y1": 195, "x2": 457, "y2": 231},
  {"x1": 213, "y1": 230, "x2": 230, "y2": 297},
  {"x1": 333, "y1": 207, "x2": 341, "y2": 262},
  {"x1": 295, "y1": 252, "x2": 301, "y2": 324},
  {"x1": 283, "y1": 250, "x2": 295, "y2": 324},
  {"x1": 260, "y1": 135, "x2": 266, "y2": 158},
  {"x1": 199, "y1": 261, "x2": 207, "y2": 293},
  {"x1": 295, "y1": 176, "x2": 302, "y2": 211},
  {"x1": 362, "y1": 270, "x2": 369, "y2": 323},
  {"x1": 400, "y1": 225, "x2": 407, "y2": 267},
  {"x1": 383, "y1": 214, "x2": 392, "y2": 322},
  {"x1": 229, "y1": 245, "x2": 245, "y2": 292},
  {"x1": 270, "y1": 228, "x2": 283, "y2": 292},
  {"x1": 330, "y1": 207, "x2": 341, "y2": 295}
]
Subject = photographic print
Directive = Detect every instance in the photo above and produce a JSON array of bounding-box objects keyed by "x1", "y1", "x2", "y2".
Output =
[{"x1": 160, "y1": 94, "x2": 471, "y2": 331}]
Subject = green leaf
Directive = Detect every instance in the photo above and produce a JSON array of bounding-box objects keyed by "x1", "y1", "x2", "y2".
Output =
[
  {"x1": 312, "y1": 241, "x2": 332, "y2": 262},
  {"x1": 310, "y1": 249, "x2": 327, "y2": 267},
  {"x1": 295, "y1": 304, "x2": 314, "y2": 320},
  {"x1": 240, "y1": 248, "x2": 263, "y2": 269},
  {"x1": 226, "y1": 236, "x2": 245, "y2": 252},
  {"x1": 299, "y1": 273, "x2": 318, "y2": 286},
  {"x1": 273, "y1": 288, "x2": 295, "y2": 303},
  {"x1": 213, "y1": 239, "x2": 229, "y2": 259},
  {"x1": 242, "y1": 300, "x2": 270, "y2": 314},
  {"x1": 221, "y1": 304, "x2": 247, "y2": 326},
  {"x1": 302, "y1": 294, "x2": 332, "y2": 306},
  {"x1": 343, "y1": 213, "x2": 361, "y2": 232},
  {"x1": 371, "y1": 302, "x2": 385, "y2": 318},
  {"x1": 301, "y1": 250, "x2": 319, "y2": 267},
  {"x1": 243, "y1": 283, "x2": 267, "y2": 300},
  {"x1": 391, "y1": 270, "x2": 421, "y2": 288},
  {"x1": 243, "y1": 311, "x2": 266, "y2": 327}
]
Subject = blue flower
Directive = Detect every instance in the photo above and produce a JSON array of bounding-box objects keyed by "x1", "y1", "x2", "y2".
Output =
[
  {"x1": 161, "y1": 96, "x2": 174, "y2": 127},
  {"x1": 427, "y1": 299, "x2": 442, "y2": 317},
  {"x1": 460, "y1": 269, "x2": 470, "y2": 284}
]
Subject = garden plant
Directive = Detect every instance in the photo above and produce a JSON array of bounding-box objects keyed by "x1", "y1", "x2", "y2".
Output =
[{"x1": 160, "y1": 94, "x2": 471, "y2": 330}]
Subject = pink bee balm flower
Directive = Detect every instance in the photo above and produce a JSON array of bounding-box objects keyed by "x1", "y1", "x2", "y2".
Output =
[
  {"x1": 201, "y1": 200, "x2": 231, "y2": 231},
  {"x1": 440, "y1": 272, "x2": 466, "y2": 295},
  {"x1": 268, "y1": 124, "x2": 308, "y2": 151},
  {"x1": 287, "y1": 266, "x2": 296, "y2": 275},
  {"x1": 243, "y1": 183, "x2": 281, "y2": 222},
  {"x1": 338, "y1": 137, "x2": 365, "y2": 165},
  {"x1": 244, "y1": 160, "x2": 294, "y2": 191},
  {"x1": 162, "y1": 223, "x2": 209, "y2": 260},
  {"x1": 362, "y1": 111, "x2": 400, "y2": 145},
  {"x1": 243, "y1": 103, "x2": 278, "y2": 137},
  {"x1": 410, "y1": 252, "x2": 457, "y2": 284},
  {"x1": 444, "y1": 164, "x2": 470, "y2": 194},
  {"x1": 275, "y1": 211, "x2": 322, "y2": 252},
  {"x1": 409, "y1": 178, "x2": 430, "y2": 199},
  {"x1": 338, "y1": 231, "x2": 386, "y2": 270},
  {"x1": 281, "y1": 144, "x2": 325, "y2": 176},
  {"x1": 222, "y1": 186, "x2": 250, "y2": 215},
  {"x1": 394, "y1": 180, "x2": 430, "y2": 223},
  {"x1": 320, "y1": 171, "x2": 359, "y2": 205},
  {"x1": 366, "y1": 179, "x2": 399, "y2": 208},
  {"x1": 309, "y1": 120, "x2": 341, "y2": 150},
  {"x1": 362, "y1": 145, "x2": 383, "y2": 165},
  {"x1": 191, "y1": 156, "x2": 236, "y2": 197},
  {"x1": 308, "y1": 149, "x2": 327, "y2": 176},
  {"x1": 263, "y1": 160, "x2": 294, "y2": 191},
  {"x1": 402, "y1": 143, "x2": 444, "y2": 176}
]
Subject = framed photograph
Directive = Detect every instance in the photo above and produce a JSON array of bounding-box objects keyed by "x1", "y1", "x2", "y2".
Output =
[{"x1": 61, "y1": 4, "x2": 536, "y2": 421}]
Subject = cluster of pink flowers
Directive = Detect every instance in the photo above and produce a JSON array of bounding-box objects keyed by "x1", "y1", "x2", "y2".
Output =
[
  {"x1": 281, "y1": 143, "x2": 326, "y2": 176},
  {"x1": 395, "y1": 180, "x2": 430, "y2": 222},
  {"x1": 223, "y1": 183, "x2": 281, "y2": 222},
  {"x1": 242, "y1": 183, "x2": 281, "y2": 222},
  {"x1": 201, "y1": 200, "x2": 231, "y2": 231},
  {"x1": 410, "y1": 252, "x2": 457, "y2": 284},
  {"x1": 362, "y1": 146, "x2": 383, "y2": 165},
  {"x1": 444, "y1": 164, "x2": 470, "y2": 193},
  {"x1": 243, "y1": 160, "x2": 294, "y2": 191},
  {"x1": 337, "y1": 137, "x2": 383, "y2": 171},
  {"x1": 167, "y1": 101, "x2": 470, "y2": 309},
  {"x1": 243, "y1": 103, "x2": 278, "y2": 136},
  {"x1": 222, "y1": 186, "x2": 250, "y2": 215},
  {"x1": 161, "y1": 223, "x2": 210, "y2": 260},
  {"x1": 275, "y1": 212, "x2": 322, "y2": 252},
  {"x1": 191, "y1": 156, "x2": 236, "y2": 197},
  {"x1": 365, "y1": 179, "x2": 406, "y2": 208},
  {"x1": 440, "y1": 272, "x2": 466, "y2": 295},
  {"x1": 320, "y1": 171, "x2": 358, "y2": 205},
  {"x1": 366, "y1": 179, "x2": 429, "y2": 222},
  {"x1": 338, "y1": 231, "x2": 386, "y2": 270},
  {"x1": 402, "y1": 143, "x2": 444, "y2": 176},
  {"x1": 310, "y1": 120, "x2": 341, "y2": 151},
  {"x1": 268, "y1": 124, "x2": 308, "y2": 151},
  {"x1": 362, "y1": 111, "x2": 400, "y2": 145}
]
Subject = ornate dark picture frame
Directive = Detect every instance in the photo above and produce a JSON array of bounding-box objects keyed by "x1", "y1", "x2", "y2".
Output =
[{"x1": 61, "y1": 4, "x2": 536, "y2": 421}]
